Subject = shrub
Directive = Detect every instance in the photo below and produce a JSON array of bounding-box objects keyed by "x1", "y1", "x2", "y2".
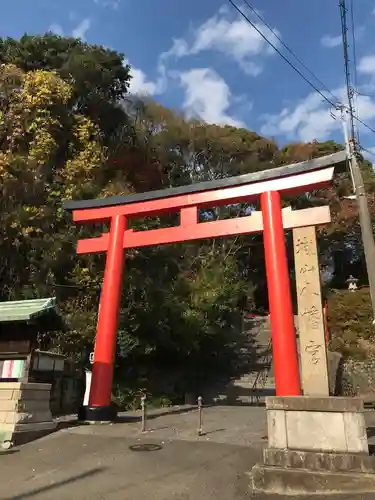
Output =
[{"x1": 327, "y1": 288, "x2": 375, "y2": 359}]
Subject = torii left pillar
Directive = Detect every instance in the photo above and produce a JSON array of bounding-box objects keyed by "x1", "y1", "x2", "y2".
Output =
[{"x1": 86, "y1": 214, "x2": 126, "y2": 421}]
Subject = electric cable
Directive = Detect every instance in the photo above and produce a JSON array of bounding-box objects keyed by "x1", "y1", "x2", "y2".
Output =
[
  {"x1": 227, "y1": 0, "x2": 339, "y2": 109},
  {"x1": 240, "y1": 0, "x2": 340, "y2": 105}
]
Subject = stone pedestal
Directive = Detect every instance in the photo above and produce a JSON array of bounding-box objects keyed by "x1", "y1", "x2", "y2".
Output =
[
  {"x1": 0, "y1": 382, "x2": 56, "y2": 446},
  {"x1": 252, "y1": 396, "x2": 375, "y2": 495}
]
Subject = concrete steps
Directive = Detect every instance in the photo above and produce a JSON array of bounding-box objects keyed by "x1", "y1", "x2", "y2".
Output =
[
  {"x1": 207, "y1": 316, "x2": 275, "y2": 404},
  {"x1": 208, "y1": 315, "x2": 299, "y2": 405}
]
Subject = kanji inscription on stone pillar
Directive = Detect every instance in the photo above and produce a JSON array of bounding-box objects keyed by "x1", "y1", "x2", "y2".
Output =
[{"x1": 293, "y1": 226, "x2": 329, "y2": 396}]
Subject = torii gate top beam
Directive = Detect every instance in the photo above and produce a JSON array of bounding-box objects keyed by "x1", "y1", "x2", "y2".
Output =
[{"x1": 63, "y1": 151, "x2": 347, "y2": 223}]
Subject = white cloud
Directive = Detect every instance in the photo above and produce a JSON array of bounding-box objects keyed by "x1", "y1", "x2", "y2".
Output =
[
  {"x1": 260, "y1": 88, "x2": 375, "y2": 142},
  {"x1": 72, "y1": 18, "x2": 91, "y2": 40},
  {"x1": 161, "y1": 8, "x2": 280, "y2": 76},
  {"x1": 178, "y1": 68, "x2": 245, "y2": 127},
  {"x1": 356, "y1": 25, "x2": 366, "y2": 41},
  {"x1": 358, "y1": 55, "x2": 375, "y2": 75},
  {"x1": 260, "y1": 93, "x2": 338, "y2": 142},
  {"x1": 94, "y1": 0, "x2": 121, "y2": 8},
  {"x1": 49, "y1": 23, "x2": 64, "y2": 36},
  {"x1": 129, "y1": 68, "x2": 158, "y2": 95},
  {"x1": 125, "y1": 61, "x2": 247, "y2": 128},
  {"x1": 125, "y1": 60, "x2": 165, "y2": 96},
  {"x1": 356, "y1": 94, "x2": 375, "y2": 122},
  {"x1": 357, "y1": 54, "x2": 375, "y2": 93},
  {"x1": 321, "y1": 34, "x2": 342, "y2": 48}
]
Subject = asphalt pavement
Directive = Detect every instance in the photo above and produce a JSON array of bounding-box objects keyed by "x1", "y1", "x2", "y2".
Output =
[{"x1": 1, "y1": 405, "x2": 375, "y2": 500}]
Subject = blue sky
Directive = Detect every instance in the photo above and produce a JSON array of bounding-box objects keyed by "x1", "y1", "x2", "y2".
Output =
[{"x1": 3, "y1": 0, "x2": 375, "y2": 156}]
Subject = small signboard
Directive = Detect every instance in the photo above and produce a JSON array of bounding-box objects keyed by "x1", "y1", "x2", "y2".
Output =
[{"x1": 0, "y1": 359, "x2": 25, "y2": 379}]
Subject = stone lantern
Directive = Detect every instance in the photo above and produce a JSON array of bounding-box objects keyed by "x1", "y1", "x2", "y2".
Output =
[{"x1": 346, "y1": 275, "x2": 359, "y2": 292}]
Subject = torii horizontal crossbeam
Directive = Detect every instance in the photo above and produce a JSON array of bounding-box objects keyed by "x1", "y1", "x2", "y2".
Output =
[{"x1": 77, "y1": 206, "x2": 331, "y2": 254}]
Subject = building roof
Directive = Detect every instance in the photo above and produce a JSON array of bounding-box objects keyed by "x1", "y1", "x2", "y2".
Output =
[
  {"x1": 63, "y1": 150, "x2": 347, "y2": 212},
  {"x1": 0, "y1": 297, "x2": 59, "y2": 323}
]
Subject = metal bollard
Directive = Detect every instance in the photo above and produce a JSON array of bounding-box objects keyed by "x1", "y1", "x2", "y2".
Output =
[
  {"x1": 197, "y1": 396, "x2": 204, "y2": 436},
  {"x1": 141, "y1": 395, "x2": 147, "y2": 433}
]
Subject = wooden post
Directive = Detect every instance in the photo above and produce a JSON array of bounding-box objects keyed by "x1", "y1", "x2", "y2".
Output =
[{"x1": 293, "y1": 226, "x2": 329, "y2": 396}]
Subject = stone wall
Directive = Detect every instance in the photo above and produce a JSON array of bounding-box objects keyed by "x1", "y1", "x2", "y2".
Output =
[
  {"x1": 314, "y1": 353, "x2": 375, "y2": 398},
  {"x1": 337, "y1": 359, "x2": 375, "y2": 397},
  {"x1": 0, "y1": 382, "x2": 56, "y2": 446}
]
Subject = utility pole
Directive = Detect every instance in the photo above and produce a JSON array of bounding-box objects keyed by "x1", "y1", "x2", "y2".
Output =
[
  {"x1": 341, "y1": 112, "x2": 375, "y2": 323},
  {"x1": 339, "y1": 0, "x2": 375, "y2": 322}
]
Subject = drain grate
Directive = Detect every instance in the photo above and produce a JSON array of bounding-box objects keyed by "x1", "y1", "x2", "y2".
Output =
[{"x1": 129, "y1": 443, "x2": 163, "y2": 452}]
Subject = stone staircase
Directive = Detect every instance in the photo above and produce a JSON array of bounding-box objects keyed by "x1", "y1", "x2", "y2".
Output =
[
  {"x1": 227, "y1": 316, "x2": 275, "y2": 404},
  {"x1": 205, "y1": 313, "x2": 343, "y2": 405},
  {"x1": 209, "y1": 315, "x2": 300, "y2": 405}
]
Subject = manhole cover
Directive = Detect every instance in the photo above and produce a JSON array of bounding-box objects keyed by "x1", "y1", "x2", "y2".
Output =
[{"x1": 129, "y1": 443, "x2": 163, "y2": 452}]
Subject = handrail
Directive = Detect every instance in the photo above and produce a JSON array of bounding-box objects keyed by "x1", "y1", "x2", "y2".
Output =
[{"x1": 251, "y1": 338, "x2": 273, "y2": 404}]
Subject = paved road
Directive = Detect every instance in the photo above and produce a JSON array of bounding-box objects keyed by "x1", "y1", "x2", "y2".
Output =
[{"x1": 1, "y1": 406, "x2": 375, "y2": 499}]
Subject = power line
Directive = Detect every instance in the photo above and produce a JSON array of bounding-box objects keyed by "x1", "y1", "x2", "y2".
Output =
[
  {"x1": 356, "y1": 91, "x2": 375, "y2": 99},
  {"x1": 352, "y1": 114, "x2": 375, "y2": 135},
  {"x1": 349, "y1": 1, "x2": 359, "y2": 102},
  {"x1": 226, "y1": 0, "x2": 339, "y2": 109},
  {"x1": 359, "y1": 145, "x2": 375, "y2": 157},
  {"x1": 337, "y1": 1, "x2": 375, "y2": 150},
  {"x1": 344, "y1": 93, "x2": 375, "y2": 134},
  {"x1": 349, "y1": 0, "x2": 360, "y2": 144},
  {"x1": 227, "y1": 0, "x2": 375, "y2": 142},
  {"x1": 239, "y1": 0, "x2": 340, "y2": 105},
  {"x1": 339, "y1": 0, "x2": 357, "y2": 143}
]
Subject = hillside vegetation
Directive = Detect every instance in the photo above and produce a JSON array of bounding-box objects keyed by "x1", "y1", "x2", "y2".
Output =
[{"x1": 0, "y1": 33, "x2": 374, "y2": 405}]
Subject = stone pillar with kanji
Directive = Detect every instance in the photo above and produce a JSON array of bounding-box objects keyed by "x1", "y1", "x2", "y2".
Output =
[{"x1": 293, "y1": 226, "x2": 329, "y2": 396}]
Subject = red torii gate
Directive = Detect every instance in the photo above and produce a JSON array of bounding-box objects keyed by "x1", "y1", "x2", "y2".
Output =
[{"x1": 64, "y1": 150, "x2": 346, "y2": 421}]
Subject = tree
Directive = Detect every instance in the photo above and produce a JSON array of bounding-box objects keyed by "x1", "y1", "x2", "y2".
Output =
[
  {"x1": 0, "y1": 63, "x2": 105, "y2": 349},
  {"x1": 2, "y1": 34, "x2": 375, "y2": 410},
  {"x1": 0, "y1": 59, "x2": 258, "y2": 402},
  {"x1": 0, "y1": 34, "x2": 164, "y2": 194},
  {"x1": 328, "y1": 288, "x2": 375, "y2": 359},
  {"x1": 0, "y1": 34, "x2": 130, "y2": 123}
]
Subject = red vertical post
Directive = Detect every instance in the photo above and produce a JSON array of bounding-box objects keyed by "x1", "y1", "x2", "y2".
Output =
[
  {"x1": 261, "y1": 191, "x2": 301, "y2": 396},
  {"x1": 88, "y1": 214, "x2": 126, "y2": 416}
]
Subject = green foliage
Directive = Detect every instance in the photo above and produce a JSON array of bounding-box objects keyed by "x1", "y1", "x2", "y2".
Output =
[
  {"x1": 112, "y1": 242, "x2": 253, "y2": 397},
  {"x1": 0, "y1": 34, "x2": 130, "y2": 105},
  {"x1": 1, "y1": 33, "x2": 375, "y2": 406},
  {"x1": 328, "y1": 288, "x2": 375, "y2": 359}
]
